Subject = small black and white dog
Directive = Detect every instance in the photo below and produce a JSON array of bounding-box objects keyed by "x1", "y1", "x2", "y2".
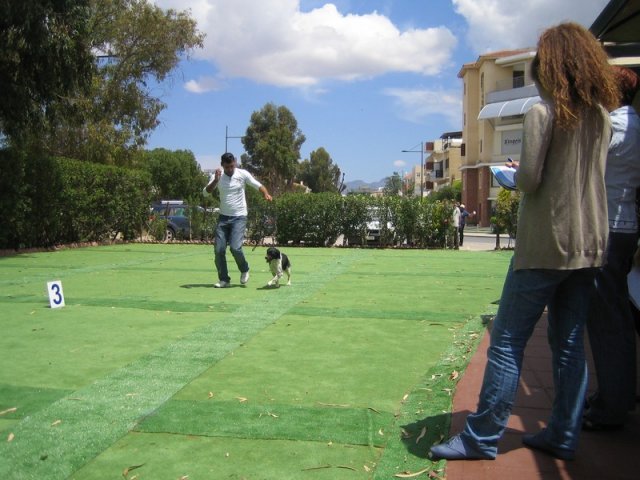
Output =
[{"x1": 265, "y1": 246, "x2": 291, "y2": 287}]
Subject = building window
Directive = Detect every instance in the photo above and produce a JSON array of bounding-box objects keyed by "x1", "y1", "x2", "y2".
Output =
[{"x1": 513, "y1": 70, "x2": 524, "y2": 88}]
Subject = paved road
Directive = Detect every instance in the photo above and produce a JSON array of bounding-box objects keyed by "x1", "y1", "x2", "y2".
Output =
[
  {"x1": 462, "y1": 231, "x2": 515, "y2": 251},
  {"x1": 270, "y1": 230, "x2": 515, "y2": 251}
]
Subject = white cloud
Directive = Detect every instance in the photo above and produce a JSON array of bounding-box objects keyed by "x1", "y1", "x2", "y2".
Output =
[
  {"x1": 153, "y1": 0, "x2": 457, "y2": 88},
  {"x1": 394, "y1": 160, "x2": 407, "y2": 169},
  {"x1": 184, "y1": 76, "x2": 224, "y2": 93},
  {"x1": 384, "y1": 87, "x2": 462, "y2": 126},
  {"x1": 452, "y1": 0, "x2": 611, "y2": 53}
]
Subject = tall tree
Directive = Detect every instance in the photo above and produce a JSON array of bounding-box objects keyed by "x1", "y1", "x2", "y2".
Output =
[
  {"x1": 241, "y1": 103, "x2": 305, "y2": 194},
  {"x1": 42, "y1": 0, "x2": 204, "y2": 166},
  {"x1": 384, "y1": 172, "x2": 403, "y2": 196},
  {"x1": 144, "y1": 148, "x2": 203, "y2": 200},
  {"x1": 0, "y1": 0, "x2": 94, "y2": 142},
  {"x1": 298, "y1": 147, "x2": 343, "y2": 193}
]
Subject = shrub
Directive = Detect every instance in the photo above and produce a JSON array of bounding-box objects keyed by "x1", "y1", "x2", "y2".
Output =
[
  {"x1": 57, "y1": 158, "x2": 151, "y2": 242},
  {"x1": 274, "y1": 192, "x2": 342, "y2": 246},
  {"x1": 494, "y1": 188, "x2": 520, "y2": 238},
  {"x1": 147, "y1": 216, "x2": 168, "y2": 241},
  {"x1": 0, "y1": 148, "x2": 152, "y2": 248},
  {"x1": 340, "y1": 195, "x2": 370, "y2": 245}
]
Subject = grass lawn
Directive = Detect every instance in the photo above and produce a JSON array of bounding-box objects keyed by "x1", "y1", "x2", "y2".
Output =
[{"x1": 0, "y1": 244, "x2": 511, "y2": 479}]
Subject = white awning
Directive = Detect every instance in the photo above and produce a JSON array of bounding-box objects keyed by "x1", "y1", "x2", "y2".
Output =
[{"x1": 478, "y1": 96, "x2": 541, "y2": 120}]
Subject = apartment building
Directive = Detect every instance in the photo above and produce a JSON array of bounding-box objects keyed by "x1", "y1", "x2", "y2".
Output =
[
  {"x1": 457, "y1": 48, "x2": 538, "y2": 227},
  {"x1": 423, "y1": 131, "x2": 463, "y2": 194}
]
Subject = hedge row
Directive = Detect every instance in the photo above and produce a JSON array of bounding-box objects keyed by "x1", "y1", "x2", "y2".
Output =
[
  {"x1": 246, "y1": 192, "x2": 458, "y2": 248},
  {"x1": 0, "y1": 147, "x2": 458, "y2": 250},
  {"x1": 0, "y1": 150, "x2": 151, "y2": 249}
]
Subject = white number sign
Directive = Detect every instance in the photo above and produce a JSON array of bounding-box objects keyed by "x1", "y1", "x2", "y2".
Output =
[{"x1": 47, "y1": 280, "x2": 65, "y2": 308}]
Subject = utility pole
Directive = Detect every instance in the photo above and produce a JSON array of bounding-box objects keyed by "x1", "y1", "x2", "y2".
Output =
[
  {"x1": 225, "y1": 125, "x2": 243, "y2": 153},
  {"x1": 401, "y1": 142, "x2": 425, "y2": 197}
]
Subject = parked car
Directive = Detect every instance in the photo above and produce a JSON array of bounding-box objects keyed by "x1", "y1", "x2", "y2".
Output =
[
  {"x1": 346, "y1": 207, "x2": 395, "y2": 246},
  {"x1": 150, "y1": 201, "x2": 218, "y2": 240}
]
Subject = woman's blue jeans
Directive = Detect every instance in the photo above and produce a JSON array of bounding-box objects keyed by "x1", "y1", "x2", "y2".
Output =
[
  {"x1": 461, "y1": 259, "x2": 595, "y2": 456},
  {"x1": 214, "y1": 215, "x2": 249, "y2": 282}
]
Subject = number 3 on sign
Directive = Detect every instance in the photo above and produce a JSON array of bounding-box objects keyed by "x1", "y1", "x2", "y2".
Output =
[{"x1": 47, "y1": 280, "x2": 65, "y2": 308}]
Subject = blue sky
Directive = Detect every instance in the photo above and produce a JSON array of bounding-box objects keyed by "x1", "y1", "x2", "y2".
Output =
[{"x1": 148, "y1": 0, "x2": 611, "y2": 183}]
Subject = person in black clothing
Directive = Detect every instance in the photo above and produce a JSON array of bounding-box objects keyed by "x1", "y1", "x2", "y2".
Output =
[{"x1": 458, "y1": 204, "x2": 473, "y2": 246}]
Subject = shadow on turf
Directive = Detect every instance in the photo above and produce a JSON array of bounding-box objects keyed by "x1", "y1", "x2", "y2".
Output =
[
  {"x1": 401, "y1": 411, "x2": 471, "y2": 458},
  {"x1": 180, "y1": 284, "x2": 244, "y2": 289}
]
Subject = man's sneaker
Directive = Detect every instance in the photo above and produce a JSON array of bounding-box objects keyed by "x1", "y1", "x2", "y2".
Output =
[
  {"x1": 240, "y1": 271, "x2": 250, "y2": 284},
  {"x1": 214, "y1": 280, "x2": 230, "y2": 288}
]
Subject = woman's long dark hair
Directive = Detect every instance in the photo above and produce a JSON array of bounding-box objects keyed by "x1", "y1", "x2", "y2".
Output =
[{"x1": 531, "y1": 22, "x2": 618, "y2": 130}]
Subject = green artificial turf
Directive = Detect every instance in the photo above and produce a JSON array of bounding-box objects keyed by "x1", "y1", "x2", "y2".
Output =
[
  {"x1": 73, "y1": 433, "x2": 379, "y2": 480},
  {"x1": 137, "y1": 399, "x2": 394, "y2": 446},
  {"x1": 0, "y1": 244, "x2": 510, "y2": 479}
]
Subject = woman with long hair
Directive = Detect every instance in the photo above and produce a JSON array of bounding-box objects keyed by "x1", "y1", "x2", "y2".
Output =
[{"x1": 430, "y1": 22, "x2": 618, "y2": 461}]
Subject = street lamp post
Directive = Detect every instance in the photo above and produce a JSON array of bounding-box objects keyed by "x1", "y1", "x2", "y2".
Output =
[
  {"x1": 401, "y1": 142, "x2": 424, "y2": 197},
  {"x1": 225, "y1": 125, "x2": 244, "y2": 153}
]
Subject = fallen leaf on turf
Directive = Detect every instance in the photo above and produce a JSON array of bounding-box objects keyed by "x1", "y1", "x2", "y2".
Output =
[
  {"x1": 208, "y1": 392, "x2": 215, "y2": 399},
  {"x1": 236, "y1": 397, "x2": 247, "y2": 403},
  {"x1": 122, "y1": 463, "x2": 145, "y2": 478},
  {"x1": 364, "y1": 465, "x2": 371, "y2": 472},
  {"x1": 449, "y1": 371, "x2": 459, "y2": 381},
  {"x1": 7, "y1": 433, "x2": 15, "y2": 442},
  {"x1": 178, "y1": 476, "x2": 189, "y2": 480},
  {"x1": 302, "y1": 464, "x2": 356, "y2": 472},
  {"x1": 416, "y1": 426, "x2": 427, "y2": 444},
  {"x1": 402, "y1": 393, "x2": 409, "y2": 402},
  {"x1": 394, "y1": 467, "x2": 432, "y2": 478},
  {"x1": 51, "y1": 420, "x2": 62, "y2": 427},
  {"x1": 378, "y1": 428, "x2": 384, "y2": 436},
  {"x1": 302, "y1": 465, "x2": 332, "y2": 471},
  {"x1": 0, "y1": 407, "x2": 17, "y2": 416},
  {"x1": 317, "y1": 402, "x2": 350, "y2": 408}
]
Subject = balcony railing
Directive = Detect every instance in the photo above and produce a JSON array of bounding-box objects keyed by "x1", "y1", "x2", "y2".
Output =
[{"x1": 486, "y1": 84, "x2": 539, "y2": 104}]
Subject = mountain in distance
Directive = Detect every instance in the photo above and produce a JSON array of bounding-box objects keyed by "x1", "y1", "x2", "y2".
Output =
[{"x1": 343, "y1": 178, "x2": 386, "y2": 194}]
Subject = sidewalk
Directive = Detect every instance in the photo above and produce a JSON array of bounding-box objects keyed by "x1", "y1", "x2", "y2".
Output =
[{"x1": 445, "y1": 314, "x2": 639, "y2": 480}]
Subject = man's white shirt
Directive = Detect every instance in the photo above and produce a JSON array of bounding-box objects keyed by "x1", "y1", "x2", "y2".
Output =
[{"x1": 205, "y1": 168, "x2": 262, "y2": 216}]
